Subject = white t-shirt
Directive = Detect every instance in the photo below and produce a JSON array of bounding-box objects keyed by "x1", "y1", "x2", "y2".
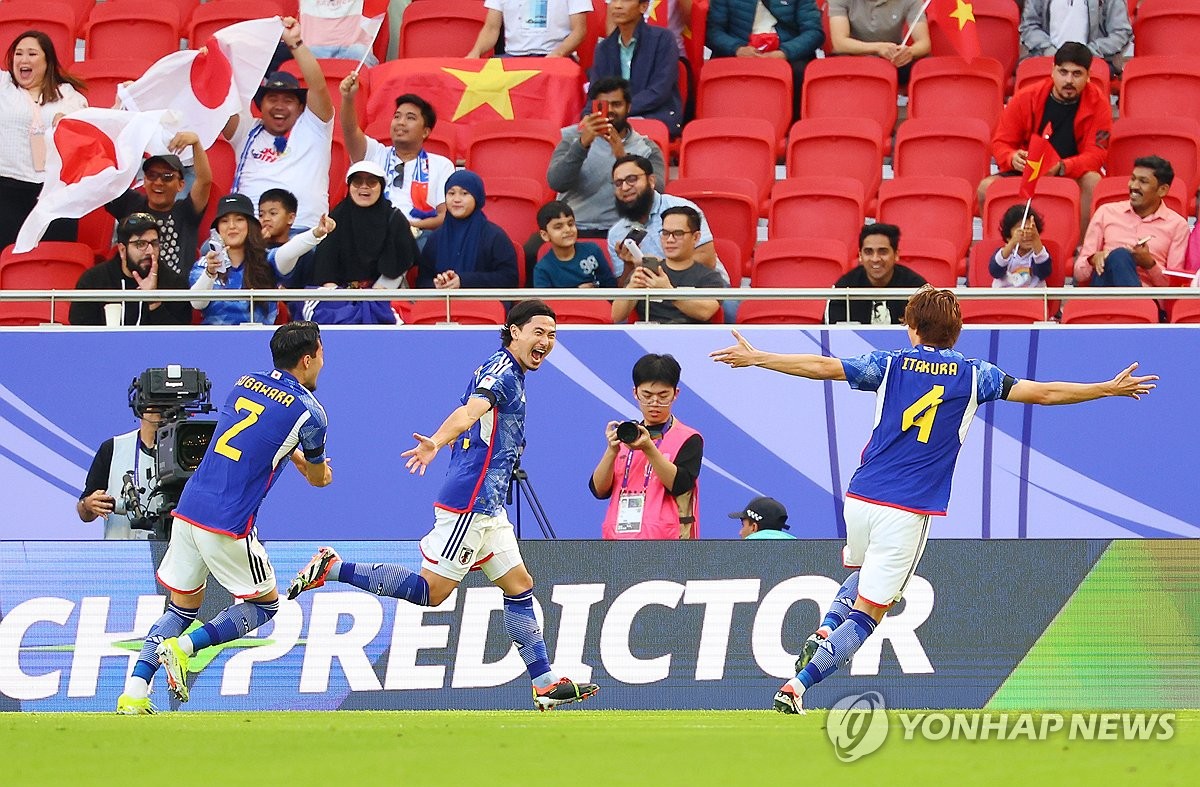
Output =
[
  {"x1": 232, "y1": 107, "x2": 334, "y2": 229},
  {"x1": 1048, "y1": 0, "x2": 1090, "y2": 49},
  {"x1": 485, "y1": 0, "x2": 593, "y2": 57},
  {"x1": 0, "y1": 78, "x2": 88, "y2": 182},
  {"x1": 363, "y1": 137, "x2": 455, "y2": 222}
]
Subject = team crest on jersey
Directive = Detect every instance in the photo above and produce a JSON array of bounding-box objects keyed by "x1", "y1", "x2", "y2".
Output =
[{"x1": 457, "y1": 547, "x2": 475, "y2": 566}]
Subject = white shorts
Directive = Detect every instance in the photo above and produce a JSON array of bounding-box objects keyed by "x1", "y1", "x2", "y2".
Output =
[
  {"x1": 419, "y1": 508, "x2": 524, "y2": 583},
  {"x1": 157, "y1": 517, "x2": 276, "y2": 599},
  {"x1": 842, "y1": 497, "x2": 931, "y2": 608}
]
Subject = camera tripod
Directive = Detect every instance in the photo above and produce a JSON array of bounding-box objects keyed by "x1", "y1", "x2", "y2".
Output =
[{"x1": 507, "y1": 461, "x2": 557, "y2": 539}]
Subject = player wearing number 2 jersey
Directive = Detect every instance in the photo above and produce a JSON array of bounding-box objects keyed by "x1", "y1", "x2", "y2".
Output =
[
  {"x1": 711, "y1": 285, "x2": 1158, "y2": 714},
  {"x1": 117, "y1": 322, "x2": 332, "y2": 714}
]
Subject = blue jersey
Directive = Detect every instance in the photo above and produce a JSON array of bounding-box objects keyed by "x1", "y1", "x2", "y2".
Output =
[
  {"x1": 174, "y1": 369, "x2": 328, "y2": 537},
  {"x1": 842, "y1": 346, "x2": 1011, "y2": 515},
  {"x1": 436, "y1": 348, "x2": 526, "y2": 515}
]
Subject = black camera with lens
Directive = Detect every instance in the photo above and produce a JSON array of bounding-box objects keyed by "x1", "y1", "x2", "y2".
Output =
[{"x1": 616, "y1": 420, "x2": 642, "y2": 444}]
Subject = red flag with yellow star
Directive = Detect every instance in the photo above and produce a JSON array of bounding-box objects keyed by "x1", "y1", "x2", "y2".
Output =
[
  {"x1": 1019, "y1": 129, "x2": 1061, "y2": 201},
  {"x1": 929, "y1": 0, "x2": 981, "y2": 61},
  {"x1": 645, "y1": 0, "x2": 669, "y2": 27}
]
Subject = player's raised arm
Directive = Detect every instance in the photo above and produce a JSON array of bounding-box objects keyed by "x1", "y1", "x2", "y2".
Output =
[
  {"x1": 291, "y1": 448, "x2": 331, "y2": 487},
  {"x1": 1006, "y1": 362, "x2": 1158, "y2": 406},
  {"x1": 711, "y1": 330, "x2": 846, "y2": 381},
  {"x1": 402, "y1": 397, "x2": 493, "y2": 475}
]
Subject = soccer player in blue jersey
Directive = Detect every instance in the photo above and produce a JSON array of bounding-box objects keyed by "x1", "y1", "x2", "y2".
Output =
[
  {"x1": 711, "y1": 285, "x2": 1157, "y2": 714},
  {"x1": 116, "y1": 321, "x2": 331, "y2": 714},
  {"x1": 288, "y1": 299, "x2": 599, "y2": 710}
]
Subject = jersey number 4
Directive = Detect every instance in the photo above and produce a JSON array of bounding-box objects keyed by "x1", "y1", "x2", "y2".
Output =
[
  {"x1": 213, "y1": 397, "x2": 266, "y2": 461},
  {"x1": 901, "y1": 385, "x2": 944, "y2": 444}
]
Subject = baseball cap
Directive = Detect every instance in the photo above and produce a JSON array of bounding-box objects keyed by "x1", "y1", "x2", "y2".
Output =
[
  {"x1": 346, "y1": 160, "x2": 387, "y2": 184},
  {"x1": 254, "y1": 71, "x2": 308, "y2": 109},
  {"x1": 143, "y1": 154, "x2": 184, "y2": 175},
  {"x1": 728, "y1": 496, "x2": 789, "y2": 530},
  {"x1": 211, "y1": 193, "x2": 258, "y2": 229}
]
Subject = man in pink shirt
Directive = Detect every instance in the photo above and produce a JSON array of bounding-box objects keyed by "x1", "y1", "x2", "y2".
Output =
[{"x1": 1074, "y1": 155, "x2": 1189, "y2": 289}]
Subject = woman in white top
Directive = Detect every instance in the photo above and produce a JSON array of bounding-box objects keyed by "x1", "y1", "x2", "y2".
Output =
[{"x1": 0, "y1": 30, "x2": 88, "y2": 250}]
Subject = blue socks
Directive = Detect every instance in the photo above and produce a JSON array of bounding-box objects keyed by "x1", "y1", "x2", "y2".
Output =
[
  {"x1": 504, "y1": 589, "x2": 555, "y2": 687},
  {"x1": 131, "y1": 601, "x2": 198, "y2": 683},
  {"x1": 798, "y1": 610, "x2": 878, "y2": 689},
  {"x1": 186, "y1": 598, "x2": 279, "y2": 653},
  {"x1": 821, "y1": 571, "x2": 860, "y2": 633},
  {"x1": 336, "y1": 561, "x2": 431, "y2": 606}
]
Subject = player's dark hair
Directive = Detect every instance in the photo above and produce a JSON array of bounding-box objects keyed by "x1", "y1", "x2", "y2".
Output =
[
  {"x1": 502, "y1": 299, "x2": 556, "y2": 346},
  {"x1": 588, "y1": 76, "x2": 632, "y2": 105},
  {"x1": 999, "y1": 205, "x2": 1044, "y2": 240},
  {"x1": 537, "y1": 199, "x2": 574, "y2": 230},
  {"x1": 612, "y1": 154, "x2": 654, "y2": 177},
  {"x1": 1054, "y1": 42, "x2": 1093, "y2": 71},
  {"x1": 1134, "y1": 155, "x2": 1174, "y2": 187},
  {"x1": 661, "y1": 205, "x2": 701, "y2": 232},
  {"x1": 272, "y1": 321, "x2": 322, "y2": 369},
  {"x1": 859, "y1": 222, "x2": 900, "y2": 253},
  {"x1": 259, "y1": 188, "x2": 298, "y2": 215},
  {"x1": 632, "y1": 353, "x2": 681, "y2": 388},
  {"x1": 395, "y1": 93, "x2": 437, "y2": 130},
  {"x1": 904, "y1": 285, "x2": 962, "y2": 349}
]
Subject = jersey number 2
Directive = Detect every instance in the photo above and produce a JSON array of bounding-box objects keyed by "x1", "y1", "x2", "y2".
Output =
[
  {"x1": 901, "y1": 385, "x2": 944, "y2": 444},
  {"x1": 213, "y1": 397, "x2": 265, "y2": 461}
]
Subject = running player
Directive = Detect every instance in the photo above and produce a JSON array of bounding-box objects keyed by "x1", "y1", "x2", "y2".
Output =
[
  {"x1": 710, "y1": 285, "x2": 1157, "y2": 713},
  {"x1": 116, "y1": 321, "x2": 331, "y2": 714},
  {"x1": 288, "y1": 299, "x2": 599, "y2": 711}
]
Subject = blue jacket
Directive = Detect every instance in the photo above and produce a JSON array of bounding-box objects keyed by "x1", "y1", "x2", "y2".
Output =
[
  {"x1": 591, "y1": 20, "x2": 682, "y2": 136},
  {"x1": 416, "y1": 219, "x2": 519, "y2": 289},
  {"x1": 706, "y1": 0, "x2": 824, "y2": 63}
]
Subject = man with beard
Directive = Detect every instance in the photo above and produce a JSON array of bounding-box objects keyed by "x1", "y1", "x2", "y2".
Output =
[{"x1": 69, "y1": 214, "x2": 191, "y2": 326}]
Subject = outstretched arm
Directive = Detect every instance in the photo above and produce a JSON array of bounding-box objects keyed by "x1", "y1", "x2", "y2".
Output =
[
  {"x1": 710, "y1": 330, "x2": 846, "y2": 381},
  {"x1": 1007, "y1": 363, "x2": 1157, "y2": 406},
  {"x1": 402, "y1": 396, "x2": 492, "y2": 475}
]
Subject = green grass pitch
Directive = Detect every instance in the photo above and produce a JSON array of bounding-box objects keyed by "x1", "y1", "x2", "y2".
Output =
[{"x1": 5, "y1": 710, "x2": 1196, "y2": 786}]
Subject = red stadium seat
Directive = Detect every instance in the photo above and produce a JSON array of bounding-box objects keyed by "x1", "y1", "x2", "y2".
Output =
[
  {"x1": 893, "y1": 117, "x2": 991, "y2": 202},
  {"x1": 0, "y1": 242, "x2": 94, "y2": 325},
  {"x1": 76, "y1": 207, "x2": 116, "y2": 263},
  {"x1": 1060, "y1": 298, "x2": 1161, "y2": 324},
  {"x1": 405, "y1": 299, "x2": 506, "y2": 325},
  {"x1": 1089, "y1": 175, "x2": 1191, "y2": 219},
  {"x1": 960, "y1": 297, "x2": 1052, "y2": 324},
  {"x1": 72, "y1": 58, "x2": 155, "y2": 112},
  {"x1": 908, "y1": 56, "x2": 1006, "y2": 133},
  {"x1": 877, "y1": 176, "x2": 975, "y2": 263},
  {"x1": 928, "y1": 0, "x2": 1019, "y2": 92},
  {"x1": 59, "y1": 0, "x2": 96, "y2": 35},
  {"x1": 664, "y1": 177, "x2": 759, "y2": 278},
  {"x1": 281, "y1": 58, "x2": 371, "y2": 139},
  {"x1": 685, "y1": 0, "x2": 709, "y2": 90},
  {"x1": 576, "y1": 0, "x2": 607, "y2": 74},
  {"x1": 187, "y1": 0, "x2": 283, "y2": 46},
  {"x1": 1014, "y1": 55, "x2": 1109, "y2": 97},
  {"x1": 981, "y1": 178, "x2": 1081, "y2": 268},
  {"x1": 695, "y1": 57, "x2": 793, "y2": 156},
  {"x1": 896, "y1": 238, "x2": 959, "y2": 288},
  {"x1": 735, "y1": 299, "x2": 826, "y2": 325},
  {"x1": 967, "y1": 237, "x2": 1064, "y2": 288},
  {"x1": 0, "y1": 3, "x2": 78, "y2": 65},
  {"x1": 465, "y1": 120, "x2": 560, "y2": 201},
  {"x1": 1168, "y1": 295, "x2": 1200, "y2": 323},
  {"x1": 329, "y1": 138, "x2": 350, "y2": 205},
  {"x1": 479, "y1": 176, "x2": 543, "y2": 286},
  {"x1": 712, "y1": 236, "x2": 744, "y2": 285},
  {"x1": 679, "y1": 118, "x2": 776, "y2": 214},
  {"x1": 1119, "y1": 56, "x2": 1200, "y2": 127},
  {"x1": 398, "y1": 0, "x2": 487, "y2": 59},
  {"x1": 768, "y1": 177, "x2": 866, "y2": 255},
  {"x1": 542, "y1": 299, "x2": 613, "y2": 325},
  {"x1": 801, "y1": 56, "x2": 898, "y2": 149},
  {"x1": 1107, "y1": 117, "x2": 1200, "y2": 193},
  {"x1": 786, "y1": 118, "x2": 884, "y2": 212},
  {"x1": 85, "y1": 5, "x2": 180, "y2": 62},
  {"x1": 1133, "y1": 0, "x2": 1200, "y2": 57},
  {"x1": 751, "y1": 238, "x2": 848, "y2": 288},
  {"x1": 627, "y1": 118, "x2": 671, "y2": 176}
]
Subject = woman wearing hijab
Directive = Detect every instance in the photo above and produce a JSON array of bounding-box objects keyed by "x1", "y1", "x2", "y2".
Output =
[
  {"x1": 313, "y1": 161, "x2": 417, "y2": 288},
  {"x1": 416, "y1": 170, "x2": 519, "y2": 289}
]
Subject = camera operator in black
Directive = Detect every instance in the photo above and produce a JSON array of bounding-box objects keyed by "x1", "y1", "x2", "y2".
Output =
[
  {"x1": 77, "y1": 407, "x2": 167, "y2": 540},
  {"x1": 590, "y1": 353, "x2": 704, "y2": 539}
]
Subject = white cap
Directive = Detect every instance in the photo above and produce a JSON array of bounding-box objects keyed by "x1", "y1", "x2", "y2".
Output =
[{"x1": 346, "y1": 160, "x2": 387, "y2": 183}]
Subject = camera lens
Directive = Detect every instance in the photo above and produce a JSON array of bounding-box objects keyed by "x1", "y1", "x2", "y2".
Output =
[{"x1": 616, "y1": 420, "x2": 640, "y2": 444}]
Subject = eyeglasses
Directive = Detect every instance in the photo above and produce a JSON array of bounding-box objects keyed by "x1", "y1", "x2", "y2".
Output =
[
  {"x1": 144, "y1": 171, "x2": 179, "y2": 183},
  {"x1": 659, "y1": 229, "x2": 694, "y2": 240},
  {"x1": 635, "y1": 390, "x2": 675, "y2": 404},
  {"x1": 612, "y1": 174, "x2": 645, "y2": 189},
  {"x1": 391, "y1": 163, "x2": 405, "y2": 189},
  {"x1": 126, "y1": 239, "x2": 161, "y2": 251}
]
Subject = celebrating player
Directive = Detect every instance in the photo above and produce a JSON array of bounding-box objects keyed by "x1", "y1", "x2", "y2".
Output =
[
  {"x1": 116, "y1": 322, "x2": 332, "y2": 714},
  {"x1": 288, "y1": 299, "x2": 599, "y2": 711},
  {"x1": 710, "y1": 285, "x2": 1157, "y2": 714}
]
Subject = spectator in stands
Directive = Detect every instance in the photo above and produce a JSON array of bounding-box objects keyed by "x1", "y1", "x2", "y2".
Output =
[
  {"x1": 189, "y1": 194, "x2": 333, "y2": 325},
  {"x1": 607, "y1": 0, "x2": 693, "y2": 58},
  {"x1": 607, "y1": 154, "x2": 723, "y2": 285},
  {"x1": 1019, "y1": 0, "x2": 1132, "y2": 77},
  {"x1": 827, "y1": 223, "x2": 927, "y2": 325},
  {"x1": 981, "y1": 42, "x2": 1110, "y2": 230},
  {"x1": 467, "y1": 0, "x2": 592, "y2": 58},
  {"x1": 827, "y1": 0, "x2": 931, "y2": 85},
  {"x1": 416, "y1": 170, "x2": 520, "y2": 289},
  {"x1": 706, "y1": 0, "x2": 824, "y2": 119},
  {"x1": 591, "y1": 352, "x2": 704, "y2": 539},
  {"x1": 106, "y1": 138, "x2": 211, "y2": 305},
  {"x1": 532, "y1": 200, "x2": 618, "y2": 289},
  {"x1": 0, "y1": 31, "x2": 87, "y2": 250},
  {"x1": 612, "y1": 205, "x2": 724, "y2": 323},
  {"x1": 259, "y1": 188, "x2": 317, "y2": 288},
  {"x1": 339, "y1": 78, "x2": 454, "y2": 239},
  {"x1": 730, "y1": 496, "x2": 796, "y2": 540},
  {"x1": 1074, "y1": 156, "x2": 1189, "y2": 291},
  {"x1": 991, "y1": 205, "x2": 1053, "y2": 288},
  {"x1": 313, "y1": 162, "x2": 417, "y2": 289},
  {"x1": 592, "y1": 0, "x2": 683, "y2": 137},
  {"x1": 70, "y1": 214, "x2": 191, "y2": 327},
  {"x1": 227, "y1": 17, "x2": 334, "y2": 232}
]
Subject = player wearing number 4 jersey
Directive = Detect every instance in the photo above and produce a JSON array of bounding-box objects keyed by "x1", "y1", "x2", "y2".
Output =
[
  {"x1": 116, "y1": 322, "x2": 331, "y2": 715},
  {"x1": 711, "y1": 285, "x2": 1157, "y2": 714}
]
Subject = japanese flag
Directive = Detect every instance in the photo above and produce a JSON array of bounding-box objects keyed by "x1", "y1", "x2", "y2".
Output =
[{"x1": 15, "y1": 109, "x2": 174, "y2": 252}]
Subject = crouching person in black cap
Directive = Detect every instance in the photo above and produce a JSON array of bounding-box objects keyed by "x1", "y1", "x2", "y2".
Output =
[{"x1": 730, "y1": 496, "x2": 796, "y2": 540}]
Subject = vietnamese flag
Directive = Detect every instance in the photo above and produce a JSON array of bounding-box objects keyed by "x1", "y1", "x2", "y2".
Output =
[
  {"x1": 929, "y1": 0, "x2": 981, "y2": 61},
  {"x1": 645, "y1": 0, "x2": 669, "y2": 27},
  {"x1": 1019, "y1": 130, "x2": 1061, "y2": 201}
]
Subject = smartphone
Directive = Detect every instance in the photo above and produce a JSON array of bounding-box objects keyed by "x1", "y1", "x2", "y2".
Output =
[
  {"x1": 641, "y1": 256, "x2": 664, "y2": 273},
  {"x1": 624, "y1": 227, "x2": 647, "y2": 245},
  {"x1": 592, "y1": 99, "x2": 609, "y2": 117},
  {"x1": 1136, "y1": 235, "x2": 1153, "y2": 246}
]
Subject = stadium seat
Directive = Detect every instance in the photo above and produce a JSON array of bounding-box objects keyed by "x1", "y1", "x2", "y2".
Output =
[
  {"x1": 0, "y1": 3, "x2": 78, "y2": 65},
  {"x1": 72, "y1": 58, "x2": 156, "y2": 112},
  {"x1": 768, "y1": 177, "x2": 866, "y2": 255},
  {"x1": 678, "y1": 118, "x2": 776, "y2": 214},
  {"x1": 58, "y1": 0, "x2": 96, "y2": 35},
  {"x1": 695, "y1": 57, "x2": 793, "y2": 156},
  {"x1": 464, "y1": 120, "x2": 560, "y2": 201},
  {"x1": 967, "y1": 238, "x2": 1066, "y2": 291},
  {"x1": 712, "y1": 236, "x2": 744, "y2": 286},
  {"x1": 188, "y1": 0, "x2": 283, "y2": 45},
  {"x1": 1133, "y1": 0, "x2": 1200, "y2": 57},
  {"x1": 893, "y1": 117, "x2": 991, "y2": 202},
  {"x1": 1120, "y1": 56, "x2": 1200, "y2": 127},
  {"x1": 398, "y1": 0, "x2": 488, "y2": 59},
  {"x1": 928, "y1": 0, "x2": 1019, "y2": 92},
  {"x1": 281, "y1": 58, "x2": 371, "y2": 138},
  {"x1": 576, "y1": 0, "x2": 608, "y2": 75},
  {"x1": 85, "y1": 5, "x2": 180, "y2": 62},
  {"x1": 685, "y1": 0, "x2": 709, "y2": 91},
  {"x1": 1168, "y1": 296, "x2": 1200, "y2": 324},
  {"x1": 786, "y1": 118, "x2": 884, "y2": 212},
  {"x1": 895, "y1": 238, "x2": 959, "y2": 288},
  {"x1": 801, "y1": 56, "x2": 898, "y2": 149},
  {"x1": 1060, "y1": 298, "x2": 1161, "y2": 324},
  {"x1": 627, "y1": 118, "x2": 671, "y2": 176},
  {"x1": 419, "y1": 122, "x2": 459, "y2": 164},
  {"x1": 1107, "y1": 117, "x2": 1200, "y2": 196},
  {"x1": 1014, "y1": 55, "x2": 1109, "y2": 97},
  {"x1": 477, "y1": 176, "x2": 543, "y2": 286},
  {"x1": 908, "y1": 56, "x2": 1006, "y2": 133},
  {"x1": 664, "y1": 177, "x2": 758, "y2": 278},
  {"x1": 981, "y1": 178, "x2": 1082, "y2": 267},
  {"x1": 541, "y1": 299, "x2": 613, "y2": 325},
  {"x1": 0, "y1": 242, "x2": 94, "y2": 325},
  {"x1": 735, "y1": 299, "x2": 826, "y2": 325},
  {"x1": 751, "y1": 238, "x2": 848, "y2": 288},
  {"x1": 405, "y1": 299, "x2": 506, "y2": 325},
  {"x1": 329, "y1": 138, "x2": 350, "y2": 205},
  {"x1": 1089, "y1": 175, "x2": 1192, "y2": 219},
  {"x1": 877, "y1": 176, "x2": 975, "y2": 263},
  {"x1": 76, "y1": 207, "x2": 116, "y2": 263},
  {"x1": 959, "y1": 297, "x2": 1052, "y2": 324}
]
